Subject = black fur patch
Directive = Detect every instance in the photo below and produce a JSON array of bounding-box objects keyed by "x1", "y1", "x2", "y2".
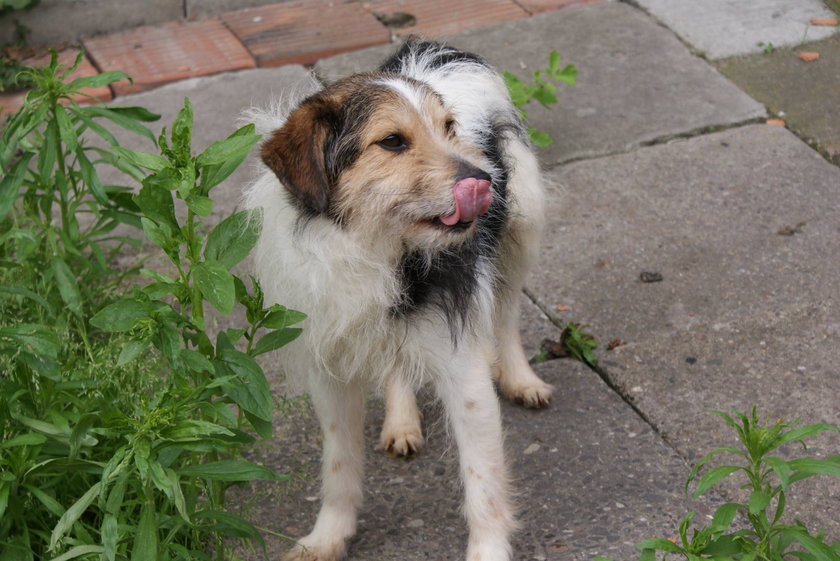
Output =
[
  {"x1": 379, "y1": 38, "x2": 490, "y2": 74},
  {"x1": 392, "y1": 119, "x2": 513, "y2": 339}
]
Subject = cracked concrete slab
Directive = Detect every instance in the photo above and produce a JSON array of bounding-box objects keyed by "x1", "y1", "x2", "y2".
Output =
[
  {"x1": 315, "y1": 2, "x2": 765, "y2": 166},
  {"x1": 633, "y1": 0, "x2": 838, "y2": 59},
  {"x1": 600, "y1": 302, "x2": 840, "y2": 541},
  {"x1": 232, "y1": 297, "x2": 700, "y2": 561},
  {"x1": 527, "y1": 124, "x2": 840, "y2": 348},
  {"x1": 719, "y1": 33, "x2": 840, "y2": 165}
]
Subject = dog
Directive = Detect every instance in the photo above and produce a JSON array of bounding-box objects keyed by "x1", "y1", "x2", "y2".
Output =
[{"x1": 246, "y1": 39, "x2": 553, "y2": 561}]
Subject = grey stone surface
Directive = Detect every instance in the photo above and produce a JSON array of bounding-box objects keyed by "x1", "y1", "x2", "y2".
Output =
[
  {"x1": 186, "y1": 0, "x2": 294, "y2": 18},
  {"x1": 232, "y1": 297, "x2": 700, "y2": 561},
  {"x1": 718, "y1": 33, "x2": 840, "y2": 165},
  {"x1": 315, "y1": 2, "x2": 766, "y2": 166},
  {"x1": 0, "y1": 0, "x2": 183, "y2": 45},
  {"x1": 101, "y1": 64, "x2": 320, "y2": 224},
  {"x1": 633, "y1": 0, "x2": 838, "y2": 60},
  {"x1": 601, "y1": 302, "x2": 840, "y2": 540},
  {"x1": 527, "y1": 124, "x2": 840, "y2": 348}
]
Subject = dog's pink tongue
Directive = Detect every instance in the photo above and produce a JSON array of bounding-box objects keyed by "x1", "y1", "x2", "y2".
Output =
[{"x1": 439, "y1": 178, "x2": 492, "y2": 226}]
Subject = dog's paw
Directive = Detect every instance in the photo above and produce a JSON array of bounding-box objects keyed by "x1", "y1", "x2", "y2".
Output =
[
  {"x1": 380, "y1": 423, "x2": 424, "y2": 457},
  {"x1": 283, "y1": 542, "x2": 346, "y2": 561},
  {"x1": 500, "y1": 378, "x2": 553, "y2": 409}
]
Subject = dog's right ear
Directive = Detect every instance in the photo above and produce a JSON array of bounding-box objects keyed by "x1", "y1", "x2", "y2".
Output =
[{"x1": 261, "y1": 95, "x2": 337, "y2": 214}]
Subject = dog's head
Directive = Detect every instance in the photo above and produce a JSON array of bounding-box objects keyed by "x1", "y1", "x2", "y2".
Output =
[{"x1": 261, "y1": 73, "x2": 494, "y2": 249}]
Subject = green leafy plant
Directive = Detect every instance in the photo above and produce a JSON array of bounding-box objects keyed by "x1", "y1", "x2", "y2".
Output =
[
  {"x1": 504, "y1": 50, "x2": 577, "y2": 147},
  {"x1": 530, "y1": 322, "x2": 598, "y2": 367},
  {"x1": 1, "y1": 51, "x2": 301, "y2": 560},
  {"x1": 597, "y1": 409, "x2": 840, "y2": 561}
]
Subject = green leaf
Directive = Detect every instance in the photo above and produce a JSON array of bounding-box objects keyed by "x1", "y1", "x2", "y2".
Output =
[
  {"x1": 179, "y1": 348, "x2": 215, "y2": 374},
  {"x1": 528, "y1": 129, "x2": 553, "y2": 147},
  {"x1": 163, "y1": 420, "x2": 234, "y2": 441},
  {"x1": 639, "y1": 550, "x2": 655, "y2": 561},
  {"x1": 81, "y1": 105, "x2": 158, "y2": 144},
  {"x1": 54, "y1": 104, "x2": 78, "y2": 152},
  {"x1": 68, "y1": 70, "x2": 130, "y2": 91},
  {"x1": 196, "y1": 126, "x2": 260, "y2": 167},
  {"x1": 76, "y1": 147, "x2": 110, "y2": 206},
  {"x1": 23, "y1": 484, "x2": 64, "y2": 517},
  {"x1": 135, "y1": 181, "x2": 178, "y2": 231},
  {"x1": 38, "y1": 118, "x2": 58, "y2": 179},
  {"x1": 0, "y1": 324, "x2": 60, "y2": 357},
  {"x1": 788, "y1": 457, "x2": 840, "y2": 479},
  {"x1": 636, "y1": 538, "x2": 684, "y2": 553},
  {"x1": 192, "y1": 260, "x2": 235, "y2": 315},
  {"x1": 253, "y1": 327, "x2": 302, "y2": 356},
  {"x1": 178, "y1": 459, "x2": 287, "y2": 482},
  {"x1": 170, "y1": 98, "x2": 194, "y2": 159},
  {"x1": 91, "y1": 299, "x2": 151, "y2": 332},
  {"x1": 49, "y1": 546, "x2": 106, "y2": 561},
  {"x1": 1, "y1": 432, "x2": 48, "y2": 448},
  {"x1": 131, "y1": 502, "x2": 158, "y2": 561},
  {"x1": 774, "y1": 423, "x2": 840, "y2": 449},
  {"x1": 709, "y1": 502, "x2": 741, "y2": 534},
  {"x1": 49, "y1": 482, "x2": 102, "y2": 551},
  {"x1": 701, "y1": 534, "x2": 742, "y2": 557},
  {"x1": 692, "y1": 465, "x2": 741, "y2": 499},
  {"x1": 204, "y1": 209, "x2": 260, "y2": 269},
  {"x1": 112, "y1": 146, "x2": 169, "y2": 172},
  {"x1": 185, "y1": 193, "x2": 213, "y2": 216},
  {"x1": 765, "y1": 456, "x2": 792, "y2": 490},
  {"x1": 117, "y1": 339, "x2": 147, "y2": 365},
  {"x1": 0, "y1": 152, "x2": 34, "y2": 220},
  {"x1": 198, "y1": 124, "x2": 261, "y2": 193},
  {"x1": 140, "y1": 216, "x2": 173, "y2": 252},
  {"x1": 782, "y1": 526, "x2": 837, "y2": 561},
  {"x1": 260, "y1": 306, "x2": 307, "y2": 329},
  {"x1": 244, "y1": 410, "x2": 273, "y2": 439},
  {"x1": 214, "y1": 347, "x2": 272, "y2": 421},
  {"x1": 749, "y1": 490, "x2": 770, "y2": 515},
  {"x1": 192, "y1": 509, "x2": 265, "y2": 548},
  {"x1": 51, "y1": 258, "x2": 83, "y2": 316}
]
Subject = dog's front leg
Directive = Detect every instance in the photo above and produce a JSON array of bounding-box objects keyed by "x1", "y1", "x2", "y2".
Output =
[
  {"x1": 285, "y1": 377, "x2": 365, "y2": 561},
  {"x1": 435, "y1": 350, "x2": 515, "y2": 561}
]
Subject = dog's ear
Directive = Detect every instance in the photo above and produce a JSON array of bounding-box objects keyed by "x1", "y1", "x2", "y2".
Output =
[{"x1": 261, "y1": 96, "x2": 338, "y2": 214}]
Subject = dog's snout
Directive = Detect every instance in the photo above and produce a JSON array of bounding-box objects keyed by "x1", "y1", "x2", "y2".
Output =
[{"x1": 455, "y1": 160, "x2": 491, "y2": 183}]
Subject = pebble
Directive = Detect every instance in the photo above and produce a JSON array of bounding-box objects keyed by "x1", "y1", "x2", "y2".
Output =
[{"x1": 524, "y1": 443, "x2": 541, "y2": 455}]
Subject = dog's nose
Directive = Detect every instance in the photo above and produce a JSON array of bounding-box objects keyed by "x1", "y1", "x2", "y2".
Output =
[{"x1": 455, "y1": 160, "x2": 492, "y2": 183}]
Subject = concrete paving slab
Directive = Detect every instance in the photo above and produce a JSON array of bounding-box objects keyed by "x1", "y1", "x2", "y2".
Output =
[
  {"x1": 100, "y1": 65, "x2": 320, "y2": 223},
  {"x1": 719, "y1": 33, "x2": 840, "y2": 165},
  {"x1": 601, "y1": 301, "x2": 840, "y2": 540},
  {"x1": 232, "y1": 297, "x2": 700, "y2": 561},
  {"x1": 315, "y1": 2, "x2": 765, "y2": 166},
  {"x1": 632, "y1": 0, "x2": 838, "y2": 60},
  {"x1": 0, "y1": 0, "x2": 183, "y2": 46},
  {"x1": 527, "y1": 124, "x2": 840, "y2": 348}
]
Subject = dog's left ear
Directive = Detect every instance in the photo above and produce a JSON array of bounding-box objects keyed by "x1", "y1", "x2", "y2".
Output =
[{"x1": 261, "y1": 95, "x2": 338, "y2": 214}]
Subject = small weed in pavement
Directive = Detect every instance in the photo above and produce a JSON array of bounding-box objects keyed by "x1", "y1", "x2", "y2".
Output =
[
  {"x1": 596, "y1": 408, "x2": 840, "y2": 561},
  {"x1": 531, "y1": 322, "x2": 598, "y2": 367},
  {"x1": 504, "y1": 50, "x2": 577, "y2": 147}
]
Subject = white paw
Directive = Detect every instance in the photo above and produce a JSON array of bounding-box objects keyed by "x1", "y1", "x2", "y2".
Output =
[
  {"x1": 380, "y1": 422, "x2": 424, "y2": 457},
  {"x1": 283, "y1": 540, "x2": 346, "y2": 561},
  {"x1": 499, "y1": 377, "x2": 553, "y2": 409}
]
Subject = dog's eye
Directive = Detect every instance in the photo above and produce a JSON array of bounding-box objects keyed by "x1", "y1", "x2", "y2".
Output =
[
  {"x1": 444, "y1": 119, "x2": 456, "y2": 136},
  {"x1": 377, "y1": 134, "x2": 408, "y2": 152}
]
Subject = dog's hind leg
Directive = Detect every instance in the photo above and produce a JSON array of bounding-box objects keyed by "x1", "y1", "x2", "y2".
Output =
[
  {"x1": 285, "y1": 376, "x2": 365, "y2": 561},
  {"x1": 492, "y1": 285, "x2": 553, "y2": 409},
  {"x1": 380, "y1": 374, "x2": 424, "y2": 457},
  {"x1": 435, "y1": 345, "x2": 516, "y2": 561}
]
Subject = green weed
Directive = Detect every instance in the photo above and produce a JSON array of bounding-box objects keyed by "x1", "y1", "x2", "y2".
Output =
[
  {"x1": 596, "y1": 408, "x2": 840, "y2": 561},
  {"x1": 504, "y1": 50, "x2": 577, "y2": 147},
  {"x1": 1, "y1": 51, "x2": 299, "y2": 560}
]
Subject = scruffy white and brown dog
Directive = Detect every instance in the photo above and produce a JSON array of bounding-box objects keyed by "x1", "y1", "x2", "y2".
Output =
[{"x1": 246, "y1": 40, "x2": 553, "y2": 561}]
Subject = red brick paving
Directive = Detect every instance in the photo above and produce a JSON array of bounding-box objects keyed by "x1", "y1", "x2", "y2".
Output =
[
  {"x1": 361, "y1": 0, "x2": 529, "y2": 37},
  {"x1": 515, "y1": 0, "x2": 605, "y2": 15},
  {"x1": 221, "y1": 0, "x2": 391, "y2": 67},
  {"x1": 83, "y1": 20, "x2": 256, "y2": 96},
  {"x1": 0, "y1": 48, "x2": 111, "y2": 115}
]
